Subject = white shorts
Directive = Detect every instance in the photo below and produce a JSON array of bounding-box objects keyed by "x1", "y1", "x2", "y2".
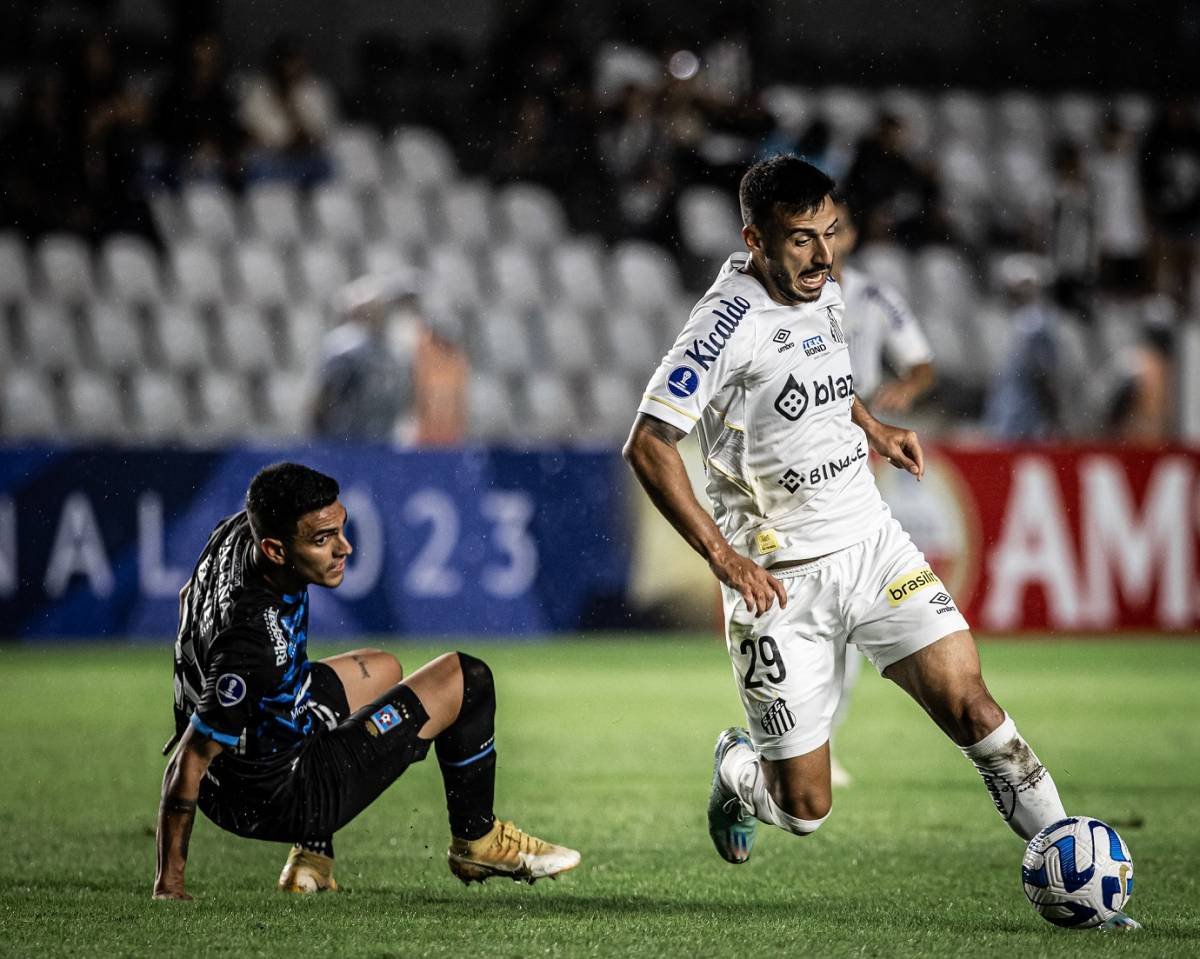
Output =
[{"x1": 722, "y1": 516, "x2": 970, "y2": 761}]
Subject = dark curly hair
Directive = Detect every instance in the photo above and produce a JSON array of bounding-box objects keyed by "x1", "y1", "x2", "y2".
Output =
[
  {"x1": 739, "y1": 155, "x2": 836, "y2": 231},
  {"x1": 245, "y1": 462, "x2": 339, "y2": 543}
]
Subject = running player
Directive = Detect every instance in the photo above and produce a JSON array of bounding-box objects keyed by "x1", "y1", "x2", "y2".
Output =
[
  {"x1": 154, "y1": 462, "x2": 579, "y2": 899},
  {"x1": 622, "y1": 156, "x2": 1067, "y2": 864},
  {"x1": 827, "y1": 200, "x2": 937, "y2": 786}
]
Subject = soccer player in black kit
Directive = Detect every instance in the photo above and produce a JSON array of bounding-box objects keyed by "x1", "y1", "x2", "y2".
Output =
[{"x1": 153, "y1": 462, "x2": 579, "y2": 899}]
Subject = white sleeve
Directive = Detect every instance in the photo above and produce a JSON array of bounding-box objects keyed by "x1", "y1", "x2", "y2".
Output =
[
  {"x1": 636, "y1": 294, "x2": 757, "y2": 434},
  {"x1": 876, "y1": 286, "x2": 934, "y2": 372}
]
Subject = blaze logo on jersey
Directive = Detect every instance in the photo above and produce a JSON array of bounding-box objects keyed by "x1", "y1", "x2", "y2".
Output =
[
  {"x1": 216, "y1": 673, "x2": 246, "y2": 707},
  {"x1": 667, "y1": 365, "x2": 699, "y2": 398},
  {"x1": 773, "y1": 373, "x2": 854, "y2": 422},
  {"x1": 683, "y1": 296, "x2": 751, "y2": 370},
  {"x1": 760, "y1": 698, "x2": 796, "y2": 736},
  {"x1": 368, "y1": 704, "x2": 402, "y2": 736}
]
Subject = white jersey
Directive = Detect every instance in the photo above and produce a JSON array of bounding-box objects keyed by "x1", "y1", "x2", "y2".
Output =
[
  {"x1": 839, "y1": 264, "x2": 933, "y2": 399},
  {"x1": 638, "y1": 253, "x2": 889, "y2": 566}
]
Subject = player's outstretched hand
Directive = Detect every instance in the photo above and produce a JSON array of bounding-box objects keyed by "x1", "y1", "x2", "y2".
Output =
[
  {"x1": 865, "y1": 422, "x2": 924, "y2": 480},
  {"x1": 710, "y1": 550, "x2": 787, "y2": 617}
]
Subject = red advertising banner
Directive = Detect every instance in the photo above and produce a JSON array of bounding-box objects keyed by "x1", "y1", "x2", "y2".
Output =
[{"x1": 873, "y1": 445, "x2": 1200, "y2": 633}]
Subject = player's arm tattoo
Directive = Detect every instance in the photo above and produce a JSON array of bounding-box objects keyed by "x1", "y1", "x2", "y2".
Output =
[{"x1": 637, "y1": 415, "x2": 686, "y2": 448}]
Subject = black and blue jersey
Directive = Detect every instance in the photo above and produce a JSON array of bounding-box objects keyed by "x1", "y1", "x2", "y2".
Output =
[{"x1": 173, "y1": 512, "x2": 340, "y2": 787}]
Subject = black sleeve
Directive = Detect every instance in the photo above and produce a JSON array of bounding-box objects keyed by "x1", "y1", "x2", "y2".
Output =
[{"x1": 191, "y1": 631, "x2": 275, "y2": 747}]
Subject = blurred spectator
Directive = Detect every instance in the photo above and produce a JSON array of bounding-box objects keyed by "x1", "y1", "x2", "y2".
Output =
[
  {"x1": 842, "y1": 113, "x2": 940, "y2": 245},
  {"x1": 239, "y1": 36, "x2": 335, "y2": 187},
  {"x1": 1090, "y1": 114, "x2": 1148, "y2": 296},
  {"x1": 155, "y1": 32, "x2": 240, "y2": 185},
  {"x1": 598, "y1": 82, "x2": 678, "y2": 241},
  {"x1": 312, "y1": 271, "x2": 467, "y2": 445},
  {"x1": 1047, "y1": 141, "x2": 1096, "y2": 319},
  {"x1": 1140, "y1": 99, "x2": 1200, "y2": 308},
  {"x1": 1108, "y1": 297, "x2": 1176, "y2": 443},
  {"x1": 983, "y1": 255, "x2": 1071, "y2": 440}
]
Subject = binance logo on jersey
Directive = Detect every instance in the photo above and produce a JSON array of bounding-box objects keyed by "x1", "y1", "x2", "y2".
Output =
[
  {"x1": 773, "y1": 372, "x2": 854, "y2": 422},
  {"x1": 885, "y1": 567, "x2": 941, "y2": 606},
  {"x1": 684, "y1": 296, "x2": 752, "y2": 370}
]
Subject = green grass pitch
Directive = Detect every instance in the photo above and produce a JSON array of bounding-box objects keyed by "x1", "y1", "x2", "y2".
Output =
[{"x1": 1, "y1": 636, "x2": 1198, "y2": 958}]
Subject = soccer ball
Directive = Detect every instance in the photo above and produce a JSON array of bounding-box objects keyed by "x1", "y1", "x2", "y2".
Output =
[{"x1": 1021, "y1": 817, "x2": 1134, "y2": 928}]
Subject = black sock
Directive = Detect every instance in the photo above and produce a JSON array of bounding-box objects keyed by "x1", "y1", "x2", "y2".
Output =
[
  {"x1": 436, "y1": 652, "x2": 497, "y2": 841},
  {"x1": 299, "y1": 837, "x2": 334, "y2": 859}
]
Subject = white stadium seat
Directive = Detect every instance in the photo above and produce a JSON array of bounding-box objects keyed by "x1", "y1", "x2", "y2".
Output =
[
  {"x1": 551, "y1": 239, "x2": 609, "y2": 313},
  {"x1": 437, "y1": 180, "x2": 494, "y2": 250},
  {"x1": 995, "y1": 90, "x2": 1049, "y2": 157},
  {"x1": 331, "y1": 125, "x2": 385, "y2": 191},
  {"x1": 194, "y1": 369, "x2": 252, "y2": 439},
  {"x1": 612, "y1": 240, "x2": 682, "y2": 314},
  {"x1": 1052, "y1": 92, "x2": 1103, "y2": 146},
  {"x1": 130, "y1": 369, "x2": 190, "y2": 440},
  {"x1": 1, "y1": 368, "x2": 60, "y2": 437},
  {"x1": 22, "y1": 300, "x2": 82, "y2": 370},
  {"x1": 311, "y1": 184, "x2": 367, "y2": 247},
  {"x1": 234, "y1": 242, "x2": 292, "y2": 309},
  {"x1": 523, "y1": 371, "x2": 580, "y2": 440},
  {"x1": 298, "y1": 242, "x2": 351, "y2": 308},
  {"x1": 152, "y1": 302, "x2": 213, "y2": 371},
  {"x1": 83, "y1": 302, "x2": 145, "y2": 371},
  {"x1": 496, "y1": 182, "x2": 567, "y2": 249},
  {"x1": 182, "y1": 182, "x2": 239, "y2": 247},
  {"x1": 854, "y1": 243, "x2": 915, "y2": 318},
  {"x1": 475, "y1": 307, "x2": 535, "y2": 374},
  {"x1": 937, "y1": 91, "x2": 990, "y2": 149},
  {"x1": 100, "y1": 234, "x2": 162, "y2": 305},
  {"x1": 603, "y1": 307, "x2": 660, "y2": 375},
  {"x1": 63, "y1": 369, "x2": 126, "y2": 440},
  {"x1": 678, "y1": 186, "x2": 742, "y2": 259},
  {"x1": 362, "y1": 241, "x2": 413, "y2": 278},
  {"x1": 539, "y1": 305, "x2": 597, "y2": 374},
  {"x1": 587, "y1": 372, "x2": 641, "y2": 441},
  {"x1": 262, "y1": 369, "x2": 313, "y2": 438},
  {"x1": 213, "y1": 303, "x2": 278, "y2": 372},
  {"x1": 170, "y1": 240, "x2": 225, "y2": 307},
  {"x1": 36, "y1": 233, "x2": 95, "y2": 303},
  {"x1": 818, "y1": 86, "x2": 878, "y2": 146},
  {"x1": 377, "y1": 186, "x2": 432, "y2": 252},
  {"x1": 490, "y1": 244, "x2": 546, "y2": 310},
  {"x1": 0, "y1": 231, "x2": 31, "y2": 303},
  {"x1": 427, "y1": 245, "x2": 484, "y2": 310},
  {"x1": 245, "y1": 183, "x2": 304, "y2": 246},
  {"x1": 390, "y1": 126, "x2": 458, "y2": 187},
  {"x1": 467, "y1": 371, "x2": 517, "y2": 440}
]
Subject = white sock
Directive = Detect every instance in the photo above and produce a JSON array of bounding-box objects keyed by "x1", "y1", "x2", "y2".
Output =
[
  {"x1": 961, "y1": 713, "x2": 1066, "y2": 841},
  {"x1": 721, "y1": 744, "x2": 828, "y2": 836}
]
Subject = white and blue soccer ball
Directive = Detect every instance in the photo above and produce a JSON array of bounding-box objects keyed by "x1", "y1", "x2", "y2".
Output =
[{"x1": 1022, "y1": 816, "x2": 1134, "y2": 928}]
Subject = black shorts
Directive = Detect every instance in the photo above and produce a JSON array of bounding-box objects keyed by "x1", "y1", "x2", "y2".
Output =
[{"x1": 199, "y1": 670, "x2": 432, "y2": 842}]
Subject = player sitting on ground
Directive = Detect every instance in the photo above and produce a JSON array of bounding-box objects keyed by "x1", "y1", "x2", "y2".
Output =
[
  {"x1": 623, "y1": 155, "x2": 1068, "y2": 866},
  {"x1": 153, "y1": 462, "x2": 579, "y2": 899}
]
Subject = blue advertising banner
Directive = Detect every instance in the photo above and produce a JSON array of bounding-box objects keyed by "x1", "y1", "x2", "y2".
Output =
[{"x1": 0, "y1": 446, "x2": 633, "y2": 639}]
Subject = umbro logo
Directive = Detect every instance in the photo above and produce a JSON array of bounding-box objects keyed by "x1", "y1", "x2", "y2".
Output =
[
  {"x1": 773, "y1": 328, "x2": 794, "y2": 353},
  {"x1": 929, "y1": 591, "x2": 956, "y2": 614}
]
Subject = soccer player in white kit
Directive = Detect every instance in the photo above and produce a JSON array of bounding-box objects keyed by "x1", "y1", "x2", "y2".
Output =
[{"x1": 622, "y1": 155, "x2": 1067, "y2": 863}]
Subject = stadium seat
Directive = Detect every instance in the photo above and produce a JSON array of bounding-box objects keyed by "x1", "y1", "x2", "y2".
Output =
[
  {"x1": 1052, "y1": 92, "x2": 1103, "y2": 146},
  {"x1": 0, "y1": 232, "x2": 31, "y2": 304},
  {"x1": 194, "y1": 369, "x2": 252, "y2": 439},
  {"x1": 362, "y1": 240, "x2": 414, "y2": 278},
  {"x1": 1114, "y1": 92, "x2": 1154, "y2": 136},
  {"x1": 879, "y1": 88, "x2": 935, "y2": 158},
  {"x1": 0, "y1": 368, "x2": 60, "y2": 438},
  {"x1": 21, "y1": 300, "x2": 82, "y2": 370},
  {"x1": 390, "y1": 126, "x2": 458, "y2": 187},
  {"x1": 678, "y1": 186, "x2": 743, "y2": 259},
  {"x1": 169, "y1": 240, "x2": 226, "y2": 307},
  {"x1": 279, "y1": 301, "x2": 325, "y2": 373},
  {"x1": 83, "y1": 302, "x2": 146, "y2": 372},
  {"x1": 760, "y1": 84, "x2": 815, "y2": 138},
  {"x1": 262, "y1": 369, "x2": 313, "y2": 437},
  {"x1": 496, "y1": 183, "x2": 567, "y2": 249},
  {"x1": 853, "y1": 243, "x2": 915, "y2": 308},
  {"x1": 538, "y1": 305, "x2": 597, "y2": 374},
  {"x1": 311, "y1": 184, "x2": 367, "y2": 248},
  {"x1": 474, "y1": 307, "x2": 535, "y2": 374},
  {"x1": 490, "y1": 244, "x2": 546, "y2": 310},
  {"x1": 100, "y1": 234, "x2": 163, "y2": 305},
  {"x1": 130, "y1": 369, "x2": 191, "y2": 441},
  {"x1": 938, "y1": 140, "x2": 992, "y2": 244},
  {"x1": 331, "y1": 124, "x2": 385, "y2": 191},
  {"x1": 818, "y1": 87, "x2": 878, "y2": 146},
  {"x1": 993, "y1": 144, "x2": 1053, "y2": 226},
  {"x1": 377, "y1": 186, "x2": 432, "y2": 254},
  {"x1": 603, "y1": 307, "x2": 660, "y2": 375},
  {"x1": 182, "y1": 182, "x2": 239, "y2": 247},
  {"x1": 245, "y1": 183, "x2": 305, "y2": 246},
  {"x1": 147, "y1": 190, "x2": 182, "y2": 243},
  {"x1": 466, "y1": 371, "x2": 517, "y2": 440},
  {"x1": 151, "y1": 302, "x2": 213, "y2": 371},
  {"x1": 612, "y1": 240, "x2": 683, "y2": 314},
  {"x1": 427, "y1": 245, "x2": 484, "y2": 310},
  {"x1": 233, "y1": 242, "x2": 292, "y2": 309},
  {"x1": 436, "y1": 180, "x2": 494, "y2": 250},
  {"x1": 913, "y1": 246, "x2": 984, "y2": 382},
  {"x1": 937, "y1": 91, "x2": 990, "y2": 149},
  {"x1": 63, "y1": 369, "x2": 127, "y2": 440},
  {"x1": 36, "y1": 233, "x2": 95, "y2": 304},
  {"x1": 995, "y1": 91, "x2": 1049, "y2": 157},
  {"x1": 550, "y1": 239, "x2": 609, "y2": 313},
  {"x1": 213, "y1": 303, "x2": 279, "y2": 372},
  {"x1": 298, "y1": 242, "x2": 351, "y2": 308},
  {"x1": 523, "y1": 371, "x2": 580, "y2": 440},
  {"x1": 587, "y1": 371, "x2": 640, "y2": 441}
]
